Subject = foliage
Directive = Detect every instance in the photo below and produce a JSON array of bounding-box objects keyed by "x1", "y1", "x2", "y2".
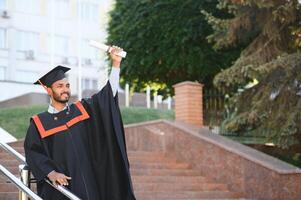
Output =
[
  {"x1": 204, "y1": 0, "x2": 301, "y2": 148},
  {"x1": 107, "y1": 0, "x2": 241, "y2": 95}
]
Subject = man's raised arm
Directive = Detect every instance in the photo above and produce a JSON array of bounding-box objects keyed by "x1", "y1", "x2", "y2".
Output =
[{"x1": 108, "y1": 46, "x2": 123, "y2": 97}]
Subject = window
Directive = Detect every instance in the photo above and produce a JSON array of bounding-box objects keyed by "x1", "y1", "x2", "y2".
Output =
[
  {"x1": 56, "y1": 0, "x2": 70, "y2": 18},
  {"x1": 92, "y1": 79, "x2": 98, "y2": 89},
  {"x1": 81, "y1": 78, "x2": 90, "y2": 90},
  {"x1": 0, "y1": 28, "x2": 7, "y2": 49},
  {"x1": 0, "y1": 66, "x2": 6, "y2": 80},
  {"x1": 82, "y1": 78, "x2": 98, "y2": 90},
  {"x1": 17, "y1": 31, "x2": 39, "y2": 51},
  {"x1": 84, "y1": 78, "x2": 90, "y2": 89},
  {"x1": 81, "y1": 39, "x2": 99, "y2": 59},
  {"x1": 0, "y1": 0, "x2": 6, "y2": 10},
  {"x1": 80, "y1": 2, "x2": 99, "y2": 22},
  {"x1": 15, "y1": 0, "x2": 40, "y2": 14},
  {"x1": 54, "y1": 35, "x2": 69, "y2": 56},
  {"x1": 16, "y1": 70, "x2": 39, "y2": 83}
]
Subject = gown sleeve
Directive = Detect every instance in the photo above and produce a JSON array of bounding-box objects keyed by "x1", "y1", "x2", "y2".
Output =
[
  {"x1": 80, "y1": 80, "x2": 135, "y2": 199},
  {"x1": 81, "y1": 79, "x2": 130, "y2": 166},
  {"x1": 81, "y1": 79, "x2": 119, "y2": 117},
  {"x1": 109, "y1": 67, "x2": 120, "y2": 97},
  {"x1": 24, "y1": 120, "x2": 58, "y2": 182}
]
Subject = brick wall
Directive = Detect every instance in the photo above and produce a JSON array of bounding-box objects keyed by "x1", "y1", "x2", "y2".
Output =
[{"x1": 173, "y1": 81, "x2": 203, "y2": 127}]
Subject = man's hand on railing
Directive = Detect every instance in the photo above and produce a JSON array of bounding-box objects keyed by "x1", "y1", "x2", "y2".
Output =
[{"x1": 47, "y1": 171, "x2": 71, "y2": 186}]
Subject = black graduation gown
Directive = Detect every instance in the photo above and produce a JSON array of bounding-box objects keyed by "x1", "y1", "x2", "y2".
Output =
[{"x1": 24, "y1": 81, "x2": 135, "y2": 200}]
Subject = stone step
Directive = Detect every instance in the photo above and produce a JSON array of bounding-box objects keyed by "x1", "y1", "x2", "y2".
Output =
[
  {"x1": 128, "y1": 155, "x2": 170, "y2": 160},
  {"x1": 1, "y1": 160, "x2": 191, "y2": 175},
  {"x1": 134, "y1": 191, "x2": 243, "y2": 199},
  {"x1": 132, "y1": 175, "x2": 206, "y2": 183},
  {"x1": 0, "y1": 183, "x2": 37, "y2": 193},
  {"x1": 0, "y1": 146, "x2": 24, "y2": 154},
  {"x1": 130, "y1": 168, "x2": 203, "y2": 176},
  {"x1": 0, "y1": 183, "x2": 19, "y2": 193},
  {"x1": 133, "y1": 182, "x2": 228, "y2": 192},
  {"x1": 1, "y1": 146, "x2": 24, "y2": 152},
  {"x1": 0, "y1": 152, "x2": 24, "y2": 159},
  {"x1": 128, "y1": 156, "x2": 178, "y2": 163},
  {"x1": 0, "y1": 167, "x2": 19, "y2": 175},
  {"x1": 130, "y1": 162, "x2": 190, "y2": 169},
  {"x1": 127, "y1": 151, "x2": 166, "y2": 157},
  {"x1": 0, "y1": 174, "x2": 19, "y2": 184},
  {"x1": 3, "y1": 166, "x2": 201, "y2": 179},
  {"x1": 0, "y1": 192, "x2": 18, "y2": 200},
  {"x1": 0, "y1": 174, "x2": 21, "y2": 185},
  {"x1": 0, "y1": 159, "x2": 22, "y2": 167},
  {"x1": 7, "y1": 141, "x2": 24, "y2": 148},
  {"x1": 135, "y1": 197, "x2": 246, "y2": 200},
  {"x1": 135, "y1": 198, "x2": 246, "y2": 200}
]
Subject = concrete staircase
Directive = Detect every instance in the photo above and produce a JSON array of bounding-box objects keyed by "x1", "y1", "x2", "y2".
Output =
[
  {"x1": 129, "y1": 150, "x2": 244, "y2": 199},
  {"x1": 0, "y1": 140, "x2": 246, "y2": 199},
  {"x1": 0, "y1": 141, "x2": 24, "y2": 200}
]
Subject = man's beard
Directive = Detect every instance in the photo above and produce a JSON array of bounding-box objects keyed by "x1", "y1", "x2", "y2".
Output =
[{"x1": 52, "y1": 91, "x2": 70, "y2": 104}]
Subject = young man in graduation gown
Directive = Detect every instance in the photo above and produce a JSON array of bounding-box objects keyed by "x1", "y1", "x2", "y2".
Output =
[{"x1": 24, "y1": 47, "x2": 136, "y2": 200}]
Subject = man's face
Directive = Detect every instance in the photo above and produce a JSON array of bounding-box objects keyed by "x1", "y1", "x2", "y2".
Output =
[{"x1": 49, "y1": 79, "x2": 71, "y2": 104}]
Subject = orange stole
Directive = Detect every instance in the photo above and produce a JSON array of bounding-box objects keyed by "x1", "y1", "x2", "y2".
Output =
[{"x1": 32, "y1": 101, "x2": 90, "y2": 138}]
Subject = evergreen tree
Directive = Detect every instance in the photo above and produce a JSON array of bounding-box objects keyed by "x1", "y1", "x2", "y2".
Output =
[{"x1": 203, "y1": 0, "x2": 301, "y2": 148}]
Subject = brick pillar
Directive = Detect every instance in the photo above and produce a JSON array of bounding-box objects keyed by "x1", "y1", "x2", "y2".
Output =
[{"x1": 173, "y1": 81, "x2": 203, "y2": 127}]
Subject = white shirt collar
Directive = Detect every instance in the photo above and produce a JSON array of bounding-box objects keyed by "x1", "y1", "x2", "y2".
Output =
[{"x1": 47, "y1": 103, "x2": 69, "y2": 114}]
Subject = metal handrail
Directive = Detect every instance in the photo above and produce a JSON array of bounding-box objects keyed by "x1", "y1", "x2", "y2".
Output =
[
  {"x1": 0, "y1": 142, "x2": 25, "y2": 163},
  {"x1": 45, "y1": 179, "x2": 81, "y2": 200},
  {"x1": 0, "y1": 142, "x2": 81, "y2": 200},
  {"x1": 0, "y1": 165, "x2": 42, "y2": 200}
]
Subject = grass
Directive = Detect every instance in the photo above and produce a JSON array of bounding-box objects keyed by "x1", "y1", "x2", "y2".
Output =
[
  {"x1": 0, "y1": 105, "x2": 47, "y2": 139},
  {"x1": 121, "y1": 106, "x2": 174, "y2": 124},
  {"x1": 0, "y1": 105, "x2": 174, "y2": 139},
  {"x1": 225, "y1": 136, "x2": 267, "y2": 144}
]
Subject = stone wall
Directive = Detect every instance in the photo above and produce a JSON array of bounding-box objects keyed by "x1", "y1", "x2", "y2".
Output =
[{"x1": 124, "y1": 120, "x2": 301, "y2": 200}]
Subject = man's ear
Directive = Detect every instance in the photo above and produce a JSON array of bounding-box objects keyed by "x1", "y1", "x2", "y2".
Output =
[{"x1": 46, "y1": 87, "x2": 52, "y2": 96}]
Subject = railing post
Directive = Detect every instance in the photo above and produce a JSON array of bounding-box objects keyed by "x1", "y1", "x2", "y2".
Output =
[
  {"x1": 125, "y1": 83, "x2": 130, "y2": 107},
  {"x1": 0, "y1": 142, "x2": 81, "y2": 200},
  {"x1": 153, "y1": 91, "x2": 158, "y2": 109},
  {"x1": 167, "y1": 96, "x2": 172, "y2": 110},
  {"x1": 146, "y1": 85, "x2": 151, "y2": 109},
  {"x1": 19, "y1": 164, "x2": 30, "y2": 200}
]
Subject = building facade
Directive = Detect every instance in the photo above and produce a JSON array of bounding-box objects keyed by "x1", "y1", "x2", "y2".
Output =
[{"x1": 0, "y1": 0, "x2": 114, "y2": 102}]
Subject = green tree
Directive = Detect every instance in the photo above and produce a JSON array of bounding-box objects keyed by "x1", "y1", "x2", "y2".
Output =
[
  {"x1": 107, "y1": 0, "x2": 241, "y2": 95},
  {"x1": 203, "y1": 0, "x2": 301, "y2": 148}
]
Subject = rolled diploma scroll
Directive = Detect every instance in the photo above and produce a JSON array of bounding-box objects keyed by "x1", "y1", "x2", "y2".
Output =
[{"x1": 89, "y1": 40, "x2": 127, "y2": 58}]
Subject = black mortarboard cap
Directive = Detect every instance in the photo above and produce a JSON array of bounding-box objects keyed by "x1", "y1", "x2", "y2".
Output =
[{"x1": 34, "y1": 65, "x2": 70, "y2": 87}]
